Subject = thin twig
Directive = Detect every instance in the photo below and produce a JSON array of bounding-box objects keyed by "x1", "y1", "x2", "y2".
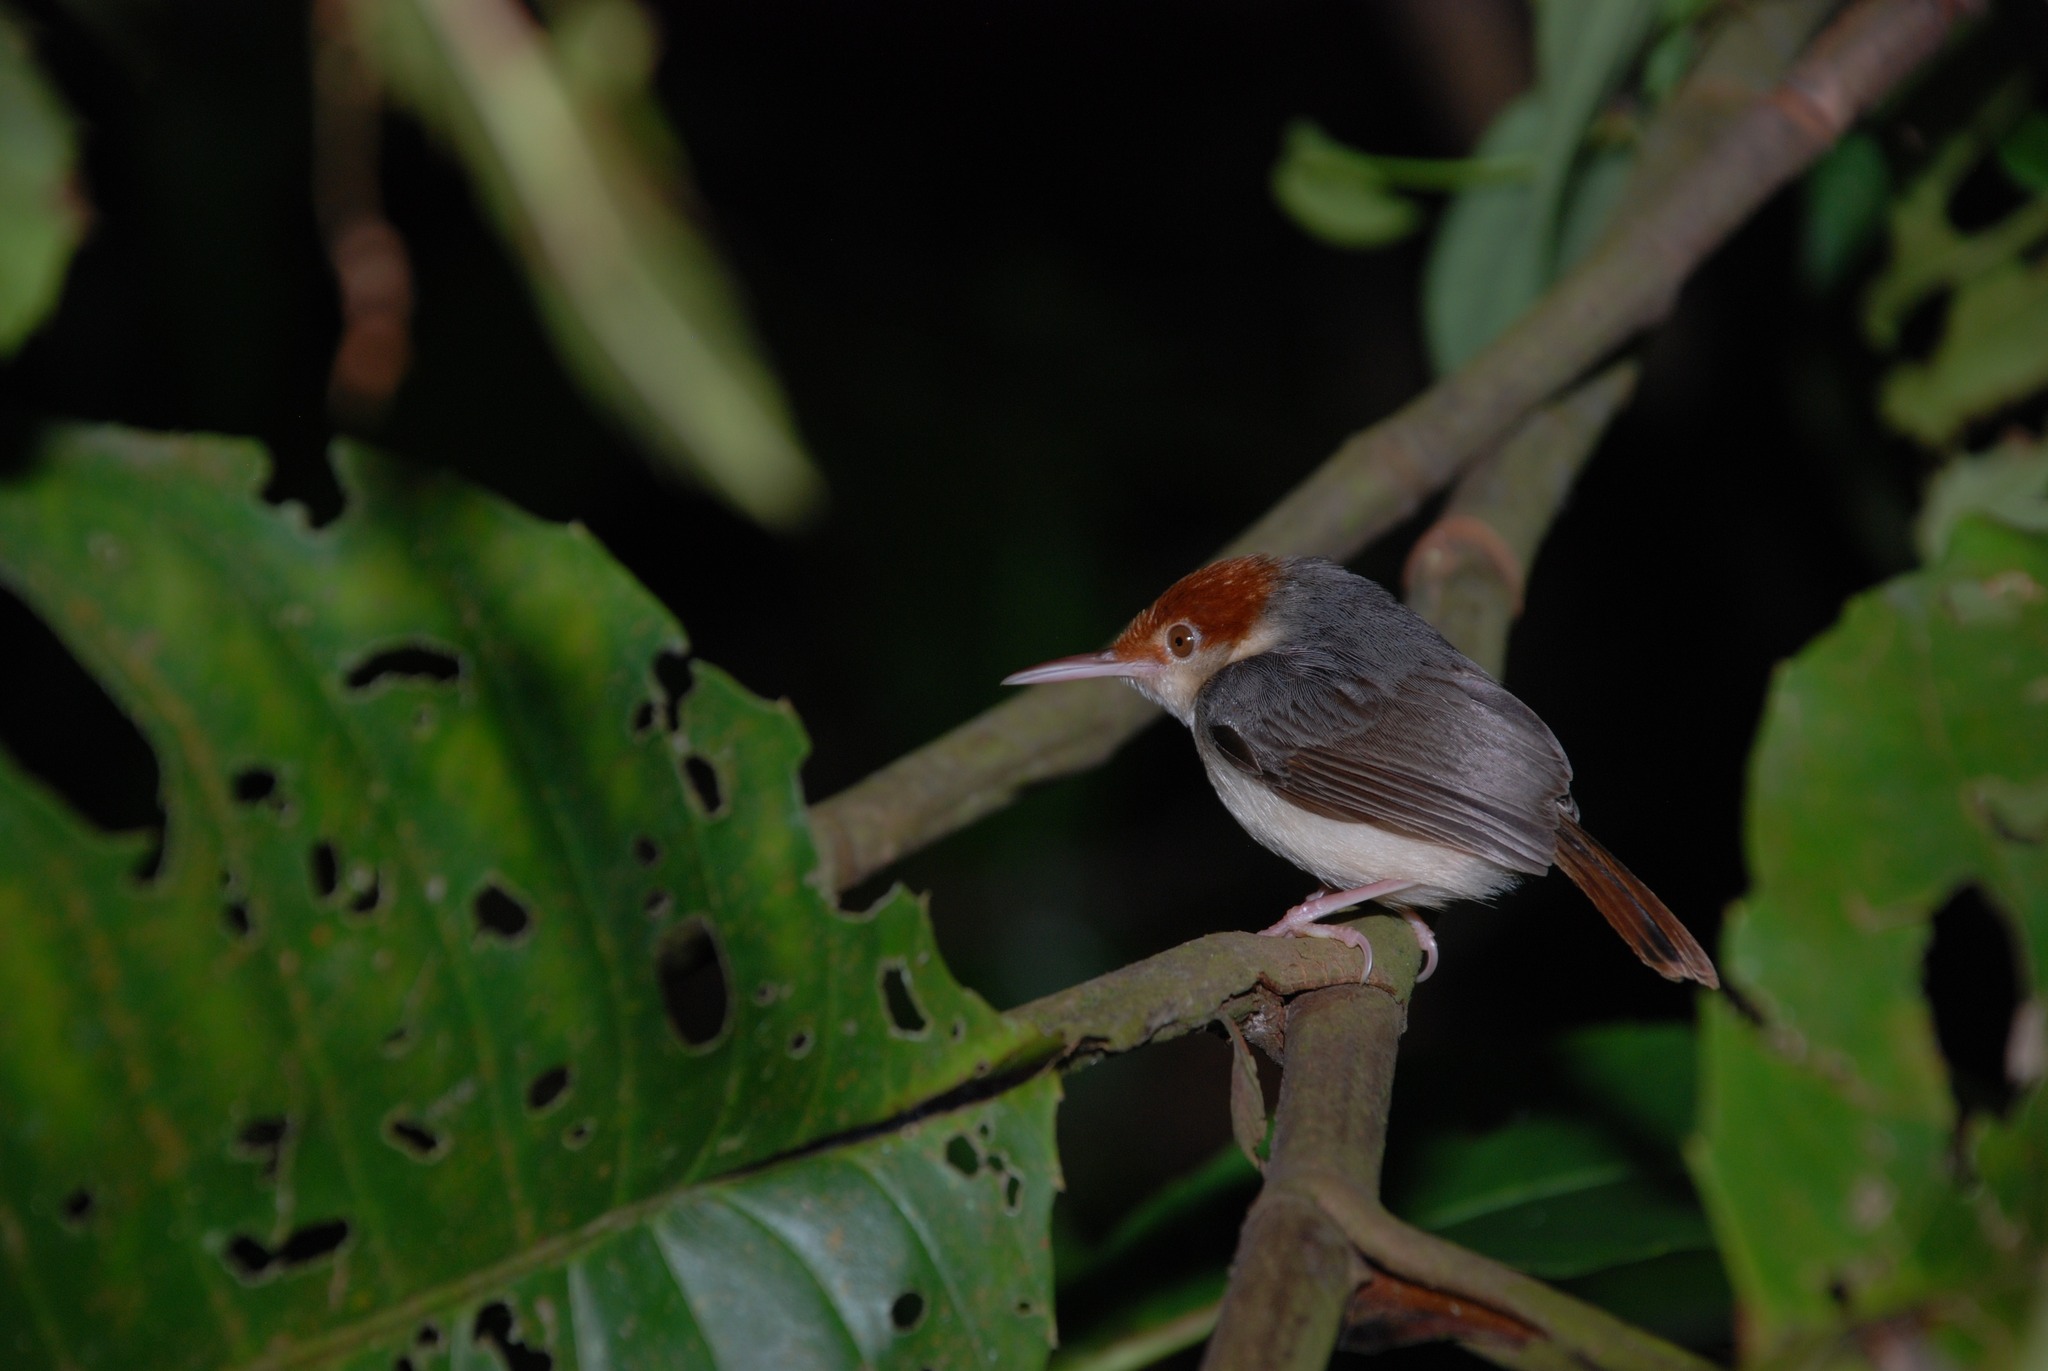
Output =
[{"x1": 807, "y1": 0, "x2": 1976, "y2": 894}]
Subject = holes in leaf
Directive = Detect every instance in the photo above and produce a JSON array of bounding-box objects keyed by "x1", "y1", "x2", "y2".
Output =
[
  {"x1": 788, "y1": 1029, "x2": 813, "y2": 1058},
  {"x1": 348, "y1": 869, "x2": 384, "y2": 917},
  {"x1": 683, "y1": 755, "x2": 724, "y2": 815},
  {"x1": 643, "y1": 890, "x2": 673, "y2": 920},
  {"x1": 394, "y1": 1359, "x2": 416, "y2": 1371},
  {"x1": 945, "y1": 1136, "x2": 980, "y2": 1177},
  {"x1": 629, "y1": 699, "x2": 657, "y2": 739},
  {"x1": 0, "y1": 584, "x2": 165, "y2": 869},
  {"x1": 653, "y1": 648, "x2": 694, "y2": 732},
  {"x1": 60, "y1": 1187, "x2": 94, "y2": 1228},
  {"x1": 473, "y1": 882, "x2": 532, "y2": 942},
  {"x1": 234, "y1": 1116, "x2": 291, "y2": 1182},
  {"x1": 344, "y1": 642, "x2": 462, "y2": 691},
  {"x1": 656, "y1": 917, "x2": 731, "y2": 1050},
  {"x1": 880, "y1": 962, "x2": 929, "y2": 1037},
  {"x1": 223, "y1": 901, "x2": 253, "y2": 938},
  {"x1": 891, "y1": 1291, "x2": 926, "y2": 1332},
  {"x1": 220, "y1": 1218, "x2": 350, "y2": 1284},
  {"x1": 472, "y1": 1300, "x2": 552, "y2": 1371},
  {"x1": 632, "y1": 835, "x2": 661, "y2": 867},
  {"x1": 1005, "y1": 1174, "x2": 1023, "y2": 1214},
  {"x1": 1924, "y1": 884, "x2": 2023, "y2": 1119},
  {"x1": 384, "y1": 1116, "x2": 447, "y2": 1162},
  {"x1": 232, "y1": 767, "x2": 278, "y2": 805},
  {"x1": 562, "y1": 1119, "x2": 595, "y2": 1150},
  {"x1": 526, "y1": 1065, "x2": 571, "y2": 1114},
  {"x1": 416, "y1": 1323, "x2": 443, "y2": 1348},
  {"x1": 259, "y1": 444, "x2": 346, "y2": 528},
  {"x1": 311, "y1": 842, "x2": 340, "y2": 900}
]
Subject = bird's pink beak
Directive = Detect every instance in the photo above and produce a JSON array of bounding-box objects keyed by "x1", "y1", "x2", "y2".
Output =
[{"x1": 1002, "y1": 650, "x2": 1159, "y2": 686}]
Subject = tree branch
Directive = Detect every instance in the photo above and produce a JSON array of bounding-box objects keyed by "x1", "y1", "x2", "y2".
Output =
[
  {"x1": 808, "y1": 0, "x2": 1976, "y2": 894},
  {"x1": 1403, "y1": 360, "x2": 1640, "y2": 674}
]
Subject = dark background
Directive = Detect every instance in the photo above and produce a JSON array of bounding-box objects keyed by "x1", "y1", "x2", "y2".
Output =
[{"x1": 0, "y1": 1, "x2": 1937, "y2": 1363}]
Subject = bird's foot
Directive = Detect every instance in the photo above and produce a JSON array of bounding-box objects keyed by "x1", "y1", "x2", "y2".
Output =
[
  {"x1": 1402, "y1": 910, "x2": 1439, "y2": 982},
  {"x1": 1257, "y1": 879, "x2": 1416, "y2": 984}
]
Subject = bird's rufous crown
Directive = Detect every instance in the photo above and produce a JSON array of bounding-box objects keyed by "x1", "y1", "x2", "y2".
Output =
[{"x1": 1111, "y1": 554, "x2": 1281, "y2": 661}]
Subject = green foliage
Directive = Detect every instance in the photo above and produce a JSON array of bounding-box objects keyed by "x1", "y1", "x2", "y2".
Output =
[
  {"x1": 347, "y1": 0, "x2": 824, "y2": 529},
  {"x1": 1801, "y1": 133, "x2": 1892, "y2": 293},
  {"x1": 1691, "y1": 456, "x2": 2048, "y2": 1363},
  {"x1": 1269, "y1": 120, "x2": 1524, "y2": 250},
  {"x1": 1862, "y1": 81, "x2": 2048, "y2": 448},
  {"x1": 0, "y1": 426, "x2": 1057, "y2": 1370},
  {"x1": 0, "y1": 6, "x2": 84, "y2": 356},
  {"x1": 1422, "y1": 0, "x2": 1664, "y2": 373}
]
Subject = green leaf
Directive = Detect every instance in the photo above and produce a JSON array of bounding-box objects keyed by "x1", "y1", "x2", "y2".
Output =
[
  {"x1": 1047, "y1": 1268, "x2": 1224, "y2": 1371},
  {"x1": 1881, "y1": 256, "x2": 2048, "y2": 448},
  {"x1": 1423, "y1": 0, "x2": 1663, "y2": 372},
  {"x1": 1915, "y1": 439, "x2": 2048, "y2": 563},
  {"x1": 1062, "y1": 1145, "x2": 1257, "y2": 1286},
  {"x1": 0, "y1": 5, "x2": 86, "y2": 355},
  {"x1": 1555, "y1": 1021, "x2": 1696, "y2": 1153},
  {"x1": 1394, "y1": 1116, "x2": 1712, "y2": 1280},
  {"x1": 1997, "y1": 110, "x2": 2048, "y2": 193},
  {"x1": 1270, "y1": 122, "x2": 1422, "y2": 249},
  {"x1": 1690, "y1": 514, "x2": 2048, "y2": 1358},
  {"x1": 348, "y1": 0, "x2": 824, "y2": 530},
  {"x1": 0, "y1": 425, "x2": 1057, "y2": 1370},
  {"x1": 1802, "y1": 133, "x2": 1892, "y2": 293}
]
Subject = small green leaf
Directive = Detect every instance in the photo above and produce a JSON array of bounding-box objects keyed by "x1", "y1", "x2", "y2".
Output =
[
  {"x1": 1880, "y1": 257, "x2": 2048, "y2": 448},
  {"x1": 1998, "y1": 110, "x2": 2048, "y2": 193},
  {"x1": 1802, "y1": 133, "x2": 1892, "y2": 292},
  {"x1": 0, "y1": 6, "x2": 85, "y2": 355},
  {"x1": 1915, "y1": 439, "x2": 2048, "y2": 563},
  {"x1": 1048, "y1": 1268, "x2": 1224, "y2": 1371},
  {"x1": 1271, "y1": 121, "x2": 1422, "y2": 249}
]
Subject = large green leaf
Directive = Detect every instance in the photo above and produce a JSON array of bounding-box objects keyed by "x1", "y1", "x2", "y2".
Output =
[
  {"x1": 0, "y1": 425, "x2": 1057, "y2": 1370},
  {"x1": 0, "y1": 5, "x2": 86, "y2": 355},
  {"x1": 348, "y1": 0, "x2": 824, "y2": 530},
  {"x1": 1690, "y1": 468, "x2": 2048, "y2": 1361}
]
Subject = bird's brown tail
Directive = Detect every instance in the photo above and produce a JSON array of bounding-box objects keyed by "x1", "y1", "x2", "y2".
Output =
[{"x1": 1554, "y1": 815, "x2": 1719, "y2": 988}]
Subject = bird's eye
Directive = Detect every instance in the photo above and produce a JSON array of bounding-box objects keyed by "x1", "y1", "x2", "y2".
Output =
[{"x1": 1167, "y1": 623, "x2": 1197, "y2": 659}]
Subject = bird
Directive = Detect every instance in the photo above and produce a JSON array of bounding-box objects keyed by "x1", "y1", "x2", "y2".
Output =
[{"x1": 1001, "y1": 553, "x2": 1718, "y2": 988}]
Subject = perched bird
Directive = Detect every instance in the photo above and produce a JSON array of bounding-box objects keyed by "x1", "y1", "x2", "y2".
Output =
[{"x1": 1002, "y1": 554, "x2": 1717, "y2": 988}]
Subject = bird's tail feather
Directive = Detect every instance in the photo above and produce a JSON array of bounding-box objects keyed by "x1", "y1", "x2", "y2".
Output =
[{"x1": 1554, "y1": 815, "x2": 1719, "y2": 989}]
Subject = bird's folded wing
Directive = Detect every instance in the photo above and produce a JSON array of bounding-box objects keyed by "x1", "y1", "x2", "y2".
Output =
[{"x1": 1198, "y1": 655, "x2": 1571, "y2": 875}]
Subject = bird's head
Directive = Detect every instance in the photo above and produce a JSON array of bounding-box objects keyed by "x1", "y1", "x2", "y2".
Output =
[{"x1": 1001, "y1": 554, "x2": 1284, "y2": 722}]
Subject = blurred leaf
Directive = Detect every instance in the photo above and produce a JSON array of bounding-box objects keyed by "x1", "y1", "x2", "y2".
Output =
[
  {"x1": 0, "y1": 5, "x2": 86, "y2": 355},
  {"x1": 1997, "y1": 109, "x2": 2048, "y2": 193},
  {"x1": 1881, "y1": 256, "x2": 2048, "y2": 448},
  {"x1": 1269, "y1": 120, "x2": 1526, "y2": 250},
  {"x1": 1395, "y1": 1116, "x2": 1712, "y2": 1280},
  {"x1": 1916, "y1": 438, "x2": 2048, "y2": 564},
  {"x1": 1690, "y1": 513, "x2": 2048, "y2": 1359},
  {"x1": 0, "y1": 425, "x2": 1056, "y2": 1370},
  {"x1": 1802, "y1": 132, "x2": 1891, "y2": 293},
  {"x1": 1047, "y1": 1269, "x2": 1224, "y2": 1371},
  {"x1": 1863, "y1": 78, "x2": 2046, "y2": 352},
  {"x1": 1555, "y1": 1021, "x2": 1696, "y2": 1153},
  {"x1": 1423, "y1": 0, "x2": 1664, "y2": 372},
  {"x1": 1062, "y1": 1145, "x2": 1257, "y2": 1287},
  {"x1": 349, "y1": 0, "x2": 824, "y2": 529},
  {"x1": 1270, "y1": 122, "x2": 1424, "y2": 249},
  {"x1": 1558, "y1": 1250, "x2": 1730, "y2": 1349}
]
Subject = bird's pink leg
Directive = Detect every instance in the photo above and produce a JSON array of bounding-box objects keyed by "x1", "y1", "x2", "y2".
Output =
[{"x1": 1257, "y1": 880, "x2": 1416, "y2": 984}]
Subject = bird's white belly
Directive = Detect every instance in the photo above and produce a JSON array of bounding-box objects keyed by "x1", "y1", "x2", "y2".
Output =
[{"x1": 1201, "y1": 755, "x2": 1520, "y2": 908}]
